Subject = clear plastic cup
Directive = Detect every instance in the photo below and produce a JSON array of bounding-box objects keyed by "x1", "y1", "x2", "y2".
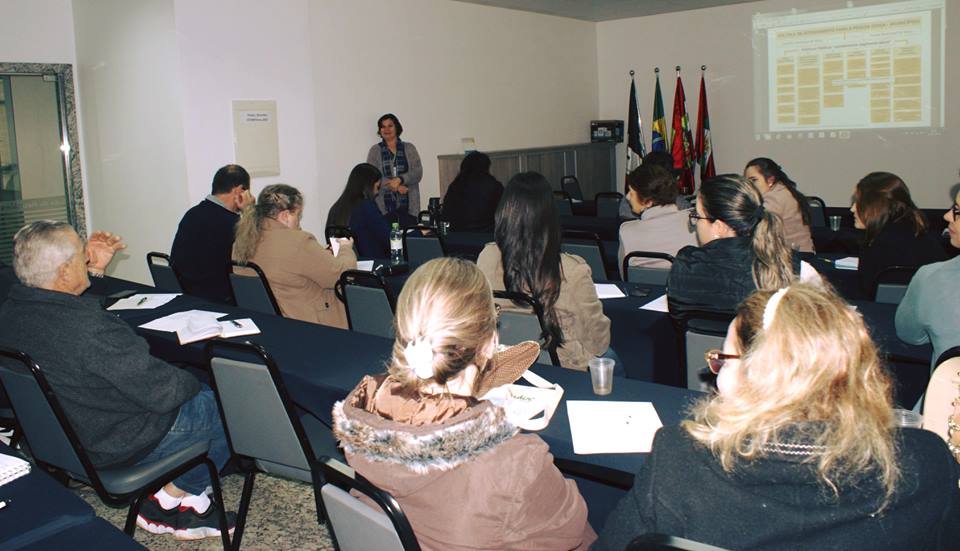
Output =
[
  {"x1": 892, "y1": 408, "x2": 923, "y2": 429},
  {"x1": 589, "y1": 357, "x2": 614, "y2": 396}
]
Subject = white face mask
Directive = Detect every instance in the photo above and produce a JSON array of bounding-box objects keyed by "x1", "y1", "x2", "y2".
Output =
[{"x1": 716, "y1": 320, "x2": 742, "y2": 396}]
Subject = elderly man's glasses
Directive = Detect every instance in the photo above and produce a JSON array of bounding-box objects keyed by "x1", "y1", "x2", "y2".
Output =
[{"x1": 705, "y1": 349, "x2": 739, "y2": 375}]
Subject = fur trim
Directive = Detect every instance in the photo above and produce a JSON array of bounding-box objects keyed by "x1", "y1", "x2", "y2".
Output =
[{"x1": 333, "y1": 401, "x2": 518, "y2": 474}]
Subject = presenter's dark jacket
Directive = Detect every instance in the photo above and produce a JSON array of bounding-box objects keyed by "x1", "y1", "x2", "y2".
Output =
[
  {"x1": 858, "y1": 218, "x2": 946, "y2": 297},
  {"x1": 170, "y1": 198, "x2": 239, "y2": 303},
  {"x1": 0, "y1": 284, "x2": 199, "y2": 467},
  {"x1": 594, "y1": 425, "x2": 960, "y2": 551}
]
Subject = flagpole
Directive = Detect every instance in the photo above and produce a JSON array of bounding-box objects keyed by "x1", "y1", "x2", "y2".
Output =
[{"x1": 627, "y1": 70, "x2": 634, "y2": 167}]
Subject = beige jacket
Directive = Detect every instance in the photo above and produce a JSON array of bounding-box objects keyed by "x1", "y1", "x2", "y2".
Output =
[
  {"x1": 764, "y1": 183, "x2": 814, "y2": 253},
  {"x1": 333, "y1": 375, "x2": 596, "y2": 551},
  {"x1": 618, "y1": 204, "x2": 698, "y2": 276},
  {"x1": 477, "y1": 243, "x2": 611, "y2": 370},
  {"x1": 243, "y1": 218, "x2": 356, "y2": 328}
]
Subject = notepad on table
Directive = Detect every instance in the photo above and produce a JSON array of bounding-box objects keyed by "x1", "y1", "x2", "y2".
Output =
[
  {"x1": 594, "y1": 284, "x2": 626, "y2": 299},
  {"x1": 139, "y1": 310, "x2": 226, "y2": 332},
  {"x1": 567, "y1": 401, "x2": 663, "y2": 454},
  {"x1": 357, "y1": 260, "x2": 375, "y2": 272},
  {"x1": 176, "y1": 318, "x2": 260, "y2": 345},
  {"x1": 834, "y1": 257, "x2": 859, "y2": 270},
  {"x1": 106, "y1": 293, "x2": 180, "y2": 310},
  {"x1": 639, "y1": 294, "x2": 669, "y2": 312},
  {"x1": 0, "y1": 452, "x2": 31, "y2": 487}
]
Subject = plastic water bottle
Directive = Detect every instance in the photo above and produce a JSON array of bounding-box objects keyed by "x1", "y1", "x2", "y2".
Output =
[{"x1": 390, "y1": 223, "x2": 403, "y2": 264}]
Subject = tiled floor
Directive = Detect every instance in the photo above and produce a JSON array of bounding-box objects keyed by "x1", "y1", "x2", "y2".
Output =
[{"x1": 74, "y1": 473, "x2": 336, "y2": 550}]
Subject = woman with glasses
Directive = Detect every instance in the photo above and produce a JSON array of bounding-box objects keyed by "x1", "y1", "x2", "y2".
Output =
[
  {"x1": 850, "y1": 172, "x2": 946, "y2": 297},
  {"x1": 744, "y1": 157, "x2": 814, "y2": 253},
  {"x1": 667, "y1": 174, "x2": 819, "y2": 321},
  {"x1": 233, "y1": 184, "x2": 356, "y2": 328},
  {"x1": 595, "y1": 283, "x2": 960, "y2": 550}
]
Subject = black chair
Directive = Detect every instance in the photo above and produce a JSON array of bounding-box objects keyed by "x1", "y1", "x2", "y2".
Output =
[
  {"x1": 595, "y1": 192, "x2": 624, "y2": 218},
  {"x1": 402, "y1": 226, "x2": 445, "y2": 270},
  {"x1": 335, "y1": 270, "x2": 397, "y2": 339},
  {"x1": 561, "y1": 175, "x2": 584, "y2": 201},
  {"x1": 146, "y1": 252, "x2": 183, "y2": 292},
  {"x1": 668, "y1": 306, "x2": 734, "y2": 391},
  {"x1": 229, "y1": 260, "x2": 283, "y2": 316},
  {"x1": 561, "y1": 230, "x2": 610, "y2": 282},
  {"x1": 0, "y1": 346, "x2": 231, "y2": 549},
  {"x1": 553, "y1": 190, "x2": 574, "y2": 216},
  {"x1": 807, "y1": 196, "x2": 827, "y2": 228},
  {"x1": 324, "y1": 225, "x2": 356, "y2": 245},
  {"x1": 622, "y1": 251, "x2": 674, "y2": 285},
  {"x1": 627, "y1": 533, "x2": 731, "y2": 551},
  {"x1": 206, "y1": 341, "x2": 343, "y2": 550},
  {"x1": 871, "y1": 265, "x2": 918, "y2": 304},
  {"x1": 493, "y1": 290, "x2": 560, "y2": 367},
  {"x1": 318, "y1": 455, "x2": 420, "y2": 551}
]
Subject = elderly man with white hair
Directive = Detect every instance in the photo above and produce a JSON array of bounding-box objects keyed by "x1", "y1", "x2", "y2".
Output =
[{"x1": 0, "y1": 221, "x2": 236, "y2": 541}]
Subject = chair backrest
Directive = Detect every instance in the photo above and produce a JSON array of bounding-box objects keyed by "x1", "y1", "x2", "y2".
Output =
[
  {"x1": 0, "y1": 347, "x2": 101, "y2": 489},
  {"x1": 492, "y1": 290, "x2": 559, "y2": 366},
  {"x1": 318, "y1": 456, "x2": 420, "y2": 551},
  {"x1": 560, "y1": 175, "x2": 584, "y2": 201},
  {"x1": 553, "y1": 190, "x2": 573, "y2": 216},
  {"x1": 402, "y1": 226, "x2": 445, "y2": 270},
  {"x1": 627, "y1": 533, "x2": 731, "y2": 551},
  {"x1": 595, "y1": 192, "x2": 624, "y2": 218},
  {"x1": 922, "y1": 347, "x2": 960, "y2": 443},
  {"x1": 806, "y1": 196, "x2": 827, "y2": 227},
  {"x1": 623, "y1": 251, "x2": 674, "y2": 285},
  {"x1": 230, "y1": 261, "x2": 283, "y2": 316},
  {"x1": 872, "y1": 265, "x2": 918, "y2": 304},
  {"x1": 336, "y1": 270, "x2": 396, "y2": 339},
  {"x1": 325, "y1": 225, "x2": 356, "y2": 245},
  {"x1": 561, "y1": 230, "x2": 608, "y2": 282},
  {"x1": 670, "y1": 309, "x2": 734, "y2": 391},
  {"x1": 206, "y1": 341, "x2": 315, "y2": 481},
  {"x1": 146, "y1": 252, "x2": 183, "y2": 292}
]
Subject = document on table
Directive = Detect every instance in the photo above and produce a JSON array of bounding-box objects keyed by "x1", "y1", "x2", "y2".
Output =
[
  {"x1": 0, "y1": 452, "x2": 30, "y2": 487},
  {"x1": 639, "y1": 294, "x2": 669, "y2": 312},
  {"x1": 106, "y1": 293, "x2": 180, "y2": 310},
  {"x1": 834, "y1": 257, "x2": 859, "y2": 270},
  {"x1": 595, "y1": 283, "x2": 626, "y2": 299},
  {"x1": 357, "y1": 260, "x2": 375, "y2": 272},
  {"x1": 567, "y1": 401, "x2": 663, "y2": 454},
  {"x1": 139, "y1": 310, "x2": 227, "y2": 332}
]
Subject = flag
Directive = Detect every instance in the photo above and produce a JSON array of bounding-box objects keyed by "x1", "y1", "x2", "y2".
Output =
[
  {"x1": 650, "y1": 73, "x2": 667, "y2": 152},
  {"x1": 626, "y1": 76, "x2": 645, "y2": 172},
  {"x1": 695, "y1": 73, "x2": 716, "y2": 182},
  {"x1": 670, "y1": 73, "x2": 695, "y2": 194}
]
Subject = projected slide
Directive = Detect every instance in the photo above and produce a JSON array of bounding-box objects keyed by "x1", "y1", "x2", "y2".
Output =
[{"x1": 753, "y1": 0, "x2": 944, "y2": 134}]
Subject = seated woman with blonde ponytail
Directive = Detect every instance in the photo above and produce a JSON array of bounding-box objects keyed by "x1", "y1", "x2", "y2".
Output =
[
  {"x1": 333, "y1": 257, "x2": 595, "y2": 551},
  {"x1": 232, "y1": 183, "x2": 356, "y2": 328},
  {"x1": 667, "y1": 174, "x2": 821, "y2": 321},
  {"x1": 596, "y1": 283, "x2": 960, "y2": 550}
]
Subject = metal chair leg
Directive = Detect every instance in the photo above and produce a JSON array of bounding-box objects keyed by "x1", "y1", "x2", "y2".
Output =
[
  {"x1": 124, "y1": 492, "x2": 147, "y2": 535},
  {"x1": 231, "y1": 471, "x2": 257, "y2": 551},
  {"x1": 205, "y1": 459, "x2": 232, "y2": 551}
]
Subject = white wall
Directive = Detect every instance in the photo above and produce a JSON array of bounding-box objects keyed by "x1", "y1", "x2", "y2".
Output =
[
  {"x1": 308, "y1": 0, "x2": 599, "y2": 225},
  {"x1": 73, "y1": 0, "x2": 190, "y2": 283},
  {"x1": 0, "y1": 0, "x2": 76, "y2": 64},
  {"x1": 597, "y1": 0, "x2": 959, "y2": 208}
]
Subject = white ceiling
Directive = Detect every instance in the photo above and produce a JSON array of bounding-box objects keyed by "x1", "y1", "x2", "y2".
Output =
[{"x1": 451, "y1": 0, "x2": 758, "y2": 22}]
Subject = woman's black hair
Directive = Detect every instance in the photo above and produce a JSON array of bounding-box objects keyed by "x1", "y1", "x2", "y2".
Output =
[
  {"x1": 745, "y1": 157, "x2": 811, "y2": 226},
  {"x1": 494, "y1": 172, "x2": 564, "y2": 349},
  {"x1": 326, "y1": 163, "x2": 382, "y2": 228},
  {"x1": 449, "y1": 152, "x2": 492, "y2": 188},
  {"x1": 377, "y1": 113, "x2": 403, "y2": 137}
]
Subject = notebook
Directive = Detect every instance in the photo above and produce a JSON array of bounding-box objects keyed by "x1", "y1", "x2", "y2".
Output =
[{"x1": 0, "y1": 452, "x2": 30, "y2": 487}]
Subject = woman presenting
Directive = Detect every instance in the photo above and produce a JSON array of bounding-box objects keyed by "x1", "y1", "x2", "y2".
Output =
[{"x1": 366, "y1": 113, "x2": 422, "y2": 219}]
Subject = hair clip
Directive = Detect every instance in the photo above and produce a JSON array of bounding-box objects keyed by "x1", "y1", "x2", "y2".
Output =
[
  {"x1": 404, "y1": 336, "x2": 435, "y2": 379},
  {"x1": 762, "y1": 287, "x2": 789, "y2": 330}
]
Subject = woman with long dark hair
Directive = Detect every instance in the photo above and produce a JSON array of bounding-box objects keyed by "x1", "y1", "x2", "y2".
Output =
[
  {"x1": 851, "y1": 172, "x2": 945, "y2": 296},
  {"x1": 440, "y1": 152, "x2": 503, "y2": 232},
  {"x1": 477, "y1": 172, "x2": 610, "y2": 370},
  {"x1": 744, "y1": 157, "x2": 814, "y2": 253},
  {"x1": 326, "y1": 163, "x2": 390, "y2": 257}
]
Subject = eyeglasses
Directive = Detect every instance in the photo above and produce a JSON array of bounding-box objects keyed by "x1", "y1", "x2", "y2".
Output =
[
  {"x1": 704, "y1": 349, "x2": 740, "y2": 375},
  {"x1": 688, "y1": 209, "x2": 716, "y2": 224},
  {"x1": 950, "y1": 204, "x2": 960, "y2": 220}
]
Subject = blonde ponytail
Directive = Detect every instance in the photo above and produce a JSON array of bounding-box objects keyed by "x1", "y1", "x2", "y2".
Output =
[{"x1": 751, "y1": 209, "x2": 795, "y2": 289}]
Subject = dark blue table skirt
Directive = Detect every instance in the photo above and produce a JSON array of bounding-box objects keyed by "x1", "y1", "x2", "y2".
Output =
[{"x1": 19, "y1": 518, "x2": 146, "y2": 550}]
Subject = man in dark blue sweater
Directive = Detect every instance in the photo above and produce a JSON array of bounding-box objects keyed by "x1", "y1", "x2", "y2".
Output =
[{"x1": 170, "y1": 164, "x2": 253, "y2": 303}]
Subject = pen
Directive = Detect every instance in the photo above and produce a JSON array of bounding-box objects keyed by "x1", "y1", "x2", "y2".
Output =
[
  {"x1": 136, "y1": 297, "x2": 148, "y2": 306},
  {"x1": 230, "y1": 320, "x2": 243, "y2": 328}
]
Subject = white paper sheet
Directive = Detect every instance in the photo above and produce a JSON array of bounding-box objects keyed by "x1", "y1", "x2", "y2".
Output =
[
  {"x1": 357, "y1": 260, "x2": 375, "y2": 272},
  {"x1": 834, "y1": 256, "x2": 859, "y2": 270},
  {"x1": 138, "y1": 310, "x2": 227, "y2": 332},
  {"x1": 567, "y1": 401, "x2": 663, "y2": 454},
  {"x1": 106, "y1": 293, "x2": 180, "y2": 311},
  {"x1": 331, "y1": 238, "x2": 341, "y2": 257},
  {"x1": 639, "y1": 294, "x2": 669, "y2": 312},
  {"x1": 595, "y1": 283, "x2": 626, "y2": 299},
  {"x1": 0, "y1": 452, "x2": 31, "y2": 487}
]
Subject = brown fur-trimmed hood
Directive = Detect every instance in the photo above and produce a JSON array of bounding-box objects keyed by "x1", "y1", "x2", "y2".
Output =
[{"x1": 333, "y1": 376, "x2": 518, "y2": 474}]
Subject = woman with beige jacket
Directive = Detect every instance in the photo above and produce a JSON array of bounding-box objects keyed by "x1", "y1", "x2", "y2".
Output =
[
  {"x1": 233, "y1": 184, "x2": 356, "y2": 328},
  {"x1": 744, "y1": 158, "x2": 815, "y2": 254},
  {"x1": 334, "y1": 258, "x2": 596, "y2": 550},
  {"x1": 477, "y1": 172, "x2": 611, "y2": 371}
]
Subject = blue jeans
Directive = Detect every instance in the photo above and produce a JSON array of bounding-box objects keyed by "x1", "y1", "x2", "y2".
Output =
[{"x1": 134, "y1": 388, "x2": 229, "y2": 495}]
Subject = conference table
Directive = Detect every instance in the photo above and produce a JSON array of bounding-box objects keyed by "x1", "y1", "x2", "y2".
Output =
[{"x1": 0, "y1": 443, "x2": 145, "y2": 550}]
